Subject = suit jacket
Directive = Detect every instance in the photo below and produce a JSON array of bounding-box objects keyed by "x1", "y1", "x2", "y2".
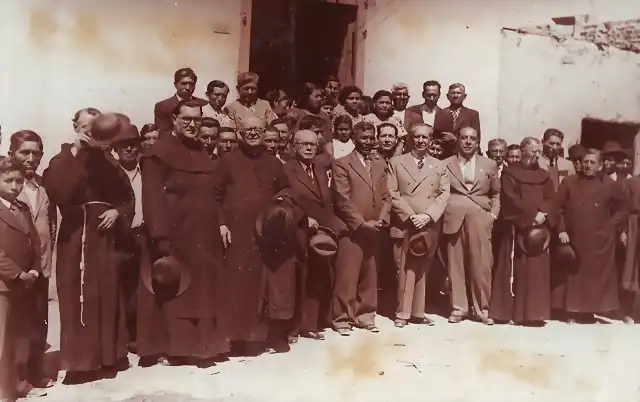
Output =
[
  {"x1": 443, "y1": 154, "x2": 500, "y2": 235},
  {"x1": 406, "y1": 104, "x2": 457, "y2": 136},
  {"x1": 16, "y1": 175, "x2": 55, "y2": 278},
  {"x1": 442, "y1": 106, "x2": 481, "y2": 140},
  {"x1": 398, "y1": 109, "x2": 423, "y2": 131},
  {"x1": 154, "y1": 95, "x2": 207, "y2": 138},
  {"x1": 283, "y1": 159, "x2": 347, "y2": 237},
  {"x1": 387, "y1": 153, "x2": 450, "y2": 239},
  {"x1": 331, "y1": 151, "x2": 391, "y2": 231},
  {"x1": 538, "y1": 155, "x2": 576, "y2": 189},
  {"x1": 0, "y1": 200, "x2": 41, "y2": 292}
]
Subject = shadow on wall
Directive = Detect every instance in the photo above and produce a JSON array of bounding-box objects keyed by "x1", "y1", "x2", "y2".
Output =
[{"x1": 580, "y1": 117, "x2": 640, "y2": 150}]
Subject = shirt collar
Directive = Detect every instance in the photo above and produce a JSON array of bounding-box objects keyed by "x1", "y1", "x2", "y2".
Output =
[
  {"x1": 120, "y1": 164, "x2": 141, "y2": 176},
  {"x1": 457, "y1": 153, "x2": 476, "y2": 164},
  {"x1": 0, "y1": 197, "x2": 12, "y2": 208}
]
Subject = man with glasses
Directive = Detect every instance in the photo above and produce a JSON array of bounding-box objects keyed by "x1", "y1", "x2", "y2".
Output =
[
  {"x1": 214, "y1": 116, "x2": 297, "y2": 355},
  {"x1": 199, "y1": 117, "x2": 220, "y2": 160},
  {"x1": 283, "y1": 130, "x2": 348, "y2": 342}
]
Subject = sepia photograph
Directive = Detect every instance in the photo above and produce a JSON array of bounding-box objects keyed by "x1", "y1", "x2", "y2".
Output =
[{"x1": 1, "y1": 0, "x2": 640, "y2": 400}]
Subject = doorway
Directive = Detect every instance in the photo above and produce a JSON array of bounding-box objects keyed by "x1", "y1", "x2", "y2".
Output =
[
  {"x1": 248, "y1": 0, "x2": 358, "y2": 98},
  {"x1": 580, "y1": 118, "x2": 640, "y2": 151}
]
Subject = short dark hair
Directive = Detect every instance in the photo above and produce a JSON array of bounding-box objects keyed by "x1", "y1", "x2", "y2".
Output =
[
  {"x1": 174, "y1": 68, "x2": 197, "y2": 83},
  {"x1": 172, "y1": 99, "x2": 204, "y2": 117},
  {"x1": 72, "y1": 107, "x2": 101, "y2": 124},
  {"x1": 265, "y1": 125, "x2": 279, "y2": 134},
  {"x1": 324, "y1": 97, "x2": 337, "y2": 107},
  {"x1": 353, "y1": 121, "x2": 376, "y2": 134},
  {"x1": 337, "y1": 85, "x2": 363, "y2": 105},
  {"x1": 140, "y1": 123, "x2": 159, "y2": 136},
  {"x1": 422, "y1": 80, "x2": 441, "y2": 91},
  {"x1": 542, "y1": 128, "x2": 564, "y2": 142},
  {"x1": 297, "y1": 83, "x2": 324, "y2": 110},
  {"x1": 333, "y1": 115, "x2": 353, "y2": 130},
  {"x1": 377, "y1": 122, "x2": 398, "y2": 137},
  {"x1": 9, "y1": 130, "x2": 43, "y2": 153},
  {"x1": 201, "y1": 117, "x2": 220, "y2": 129},
  {"x1": 372, "y1": 90, "x2": 392, "y2": 102},
  {"x1": 298, "y1": 115, "x2": 326, "y2": 131},
  {"x1": 271, "y1": 117, "x2": 288, "y2": 126},
  {"x1": 206, "y1": 80, "x2": 229, "y2": 94},
  {"x1": 324, "y1": 75, "x2": 340, "y2": 86},
  {"x1": 507, "y1": 144, "x2": 521, "y2": 151},
  {"x1": 0, "y1": 157, "x2": 26, "y2": 176}
]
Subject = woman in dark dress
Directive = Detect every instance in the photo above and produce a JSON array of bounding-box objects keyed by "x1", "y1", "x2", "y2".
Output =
[{"x1": 139, "y1": 99, "x2": 228, "y2": 366}]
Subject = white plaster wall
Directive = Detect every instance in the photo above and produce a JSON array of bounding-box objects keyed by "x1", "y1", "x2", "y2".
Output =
[
  {"x1": 498, "y1": 31, "x2": 640, "y2": 147},
  {"x1": 359, "y1": 0, "x2": 640, "y2": 148},
  {"x1": 0, "y1": 0, "x2": 244, "y2": 168}
]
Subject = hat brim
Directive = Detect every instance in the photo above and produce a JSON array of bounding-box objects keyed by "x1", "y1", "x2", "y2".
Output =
[{"x1": 141, "y1": 255, "x2": 191, "y2": 297}]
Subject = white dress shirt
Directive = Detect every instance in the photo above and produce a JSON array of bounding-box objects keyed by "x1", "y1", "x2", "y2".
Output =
[
  {"x1": 202, "y1": 103, "x2": 233, "y2": 127},
  {"x1": 332, "y1": 139, "x2": 355, "y2": 159},
  {"x1": 121, "y1": 165, "x2": 143, "y2": 228},
  {"x1": 393, "y1": 109, "x2": 406, "y2": 126},
  {"x1": 421, "y1": 108, "x2": 436, "y2": 127},
  {"x1": 458, "y1": 154, "x2": 477, "y2": 188}
]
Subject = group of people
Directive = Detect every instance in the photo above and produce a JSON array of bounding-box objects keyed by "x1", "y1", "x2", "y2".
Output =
[{"x1": 0, "y1": 66, "x2": 638, "y2": 401}]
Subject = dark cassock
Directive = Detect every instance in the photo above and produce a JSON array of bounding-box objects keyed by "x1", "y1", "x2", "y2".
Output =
[
  {"x1": 138, "y1": 134, "x2": 229, "y2": 361},
  {"x1": 552, "y1": 173, "x2": 628, "y2": 314},
  {"x1": 42, "y1": 144, "x2": 133, "y2": 373},
  {"x1": 213, "y1": 147, "x2": 297, "y2": 347},
  {"x1": 621, "y1": 176, "x2": 640, "y2": 320},
  {"x1": 489, "y1": 163, "x2": 557, "y2": 323}
]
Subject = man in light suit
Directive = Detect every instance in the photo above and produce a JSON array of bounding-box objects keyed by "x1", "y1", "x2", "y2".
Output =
[
  {"x1": 443, "y1": 127, "x2": 500, "y2": 325},
  {"x1": 537, "y1": 128, "x2": 575, "y2": 190},
  {"x1": 331, "y1": 121, "x2": 391, "y2": 335},
  {"x1": 8, "y1": 130, "x2": 56, "y2": 388},
  {"x1": 387, "y1": 124, "x2": 450, "y2": 327}
]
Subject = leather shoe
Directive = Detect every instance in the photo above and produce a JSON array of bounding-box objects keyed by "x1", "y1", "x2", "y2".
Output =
[
  {"x1": 335, "y1": 328, "x2": 351, "y2": 336},
  {"x1": 448, "y1": 315, "x2": 464, "y2": 323},
  {"x1": 410, "y1": 316, "x2": 435, "y2": 326},
  {"x1": 301, "y1": 331, "x2": 325, "y2": 340},
  {"x1": 394, "y1": 319, "x2": 408, "y2": 328}
]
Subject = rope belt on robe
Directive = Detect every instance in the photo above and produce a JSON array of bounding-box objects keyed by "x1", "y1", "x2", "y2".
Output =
[{"x1": 69, "y1": 201, "x2": 114, "y2": 327}]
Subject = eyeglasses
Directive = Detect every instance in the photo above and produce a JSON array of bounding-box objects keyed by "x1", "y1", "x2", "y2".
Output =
[
  {"x1": 179, "y1": 116, "x2": 202, "y2": 125},
  {"x1": 295, "y1": 141, "x2": 319, "y2": 149}
]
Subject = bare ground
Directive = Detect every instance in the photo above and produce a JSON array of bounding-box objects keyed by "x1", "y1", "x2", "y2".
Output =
[{"x1": 30, "y1": 302, "x2": 640, "y2": 402}]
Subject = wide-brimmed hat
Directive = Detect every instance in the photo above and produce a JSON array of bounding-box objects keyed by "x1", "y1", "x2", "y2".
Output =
[
  {"x1": 601, "y1": 140, "x2": 625, "y2": 158},
  {"x1": 90, "y1": 113, "x2": 124, "y2": 142},
  {"x1": 309, "y1": 226, "x2": 338, "y2": 257},
  {"x1": 516, "y1": 226, "x2": 551, "y2": 257},
  {"x1": 407, "y1": 229, "x2": 430, "y2": 257},
  {"x1": 553, "y1": 242, "x2": 576, "y2": 266},
  {"x1": 112, "y1": 123, "x2": 141, "y2": 145},
  {"x1": 141, "y1": 255, "x2": 191, "y2": 296},
  {"x1": 255, "y1": 200, "x2": 296, "y2": 247}
]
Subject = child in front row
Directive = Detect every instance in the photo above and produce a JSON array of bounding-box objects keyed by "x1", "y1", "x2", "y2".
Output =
[{"x1": 0, "y1": 157, "x2": 43, "y2": 400}]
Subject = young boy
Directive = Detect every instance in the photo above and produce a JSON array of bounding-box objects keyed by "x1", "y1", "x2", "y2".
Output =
[{"x1": 0, "y1": 158, "x2": 42, "y2": 400}]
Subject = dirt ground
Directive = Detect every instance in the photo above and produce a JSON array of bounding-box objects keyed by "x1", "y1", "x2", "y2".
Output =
[{"x1": 31, "y1": 302, "x2": 640, "y2": 402}]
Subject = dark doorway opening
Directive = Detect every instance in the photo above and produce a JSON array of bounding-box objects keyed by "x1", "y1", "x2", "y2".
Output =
[
  {"x1": 248, "y1": 0, "x2": 358, "y2": 98},
  {"x1": 580, "y1": 118, "x2": 640, "y2": 151}
]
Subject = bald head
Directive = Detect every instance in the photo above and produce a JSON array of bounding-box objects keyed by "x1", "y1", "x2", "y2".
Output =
[{"x1": 293, "y1": 130, "x2": 319, "y2": 163}]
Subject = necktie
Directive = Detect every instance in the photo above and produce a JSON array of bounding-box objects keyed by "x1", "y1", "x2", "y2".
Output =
[
  {"x1": 550, "y1": 158, "x2": 556, "y2": 168},
  {"x1": 451, "y1": 108, "x2": 461, "y2": 127},
  {"x1": 364, "y1": 157, "x2": 372, "y2": 182},
  {"x1": 305, "y1": 165, "x2": 314, "y2": 182},
  {"x1": 417, "y1": 157, "x2": 424, "y2": 171},
  {"x1": 10, "y1": 202, "x2": 28, "y2": 232}
]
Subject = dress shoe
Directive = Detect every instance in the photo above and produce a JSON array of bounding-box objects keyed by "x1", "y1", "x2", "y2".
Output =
[
  {"x1": 335, "y1": 328, "x2": 351, "y2": 336},
  {"x1": 410, "y1": 316, "x2": 435, "y2": 326},
  {"x1": 287, "y1": 335, "x2": 299, "y2": 344},
  {"x1": 623, "y1": 316, "x2": 635, "y2": 325},
  {"x1": 29, "y1": 376, "x2": 55, "y2": 389},
  {"x1": 394, "y1": 318, "x2": 408, "y2": 328},
  {"x1": 362, "y1": 324, "x2": 379, "y2": 333},
  {"x1": 448, "y1": 315, "x2": 464, "y2": 323},
  {"x1": 300, "y1": 331, "x2": 325, "y2": 340},
  {"x1": 481, "y1": 317, "x2": 495, "y2": 326}
]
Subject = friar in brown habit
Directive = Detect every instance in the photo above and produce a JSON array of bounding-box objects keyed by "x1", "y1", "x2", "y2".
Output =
[
  {"x1": 489, "y1": 137, "x2": 557, "y2": 326},
  {"x1": 43, "y1": 112, "x2": 134, "y2": 382},
  {"x1": 139, "y1": 99, "x2": 229, "y2": 366}
]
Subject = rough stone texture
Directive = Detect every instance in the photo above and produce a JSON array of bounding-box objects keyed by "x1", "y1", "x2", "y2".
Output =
[
  {"x1": 497, "y1": 30, "x2": 640, "y2": 147},
  {"x1": 34, "y1": 302, "x2": 640, "y2": 401}
]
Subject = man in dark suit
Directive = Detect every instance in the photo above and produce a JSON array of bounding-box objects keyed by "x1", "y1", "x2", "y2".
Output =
[
  {"x1": 331, "y1": 121, "x2": 391, "y2": 335},
  {"x1": 8, "y1": 130, "x2": 56, "y2": 389},
  {"x1": 154, "y1": 68, "x2": 207, "y2": 138},
  {"x1": 443, "y1": 83, "x2": 481, "y2": 142},
  {"x1": 0, "y1": 158, "x2": 43, "y2": 400},
  {"x1": 283, "y1": 129, "x2": 348, "y2": 341},
  {"x1": 406, "y1": 80, "x2": 457, "y2": 153}
]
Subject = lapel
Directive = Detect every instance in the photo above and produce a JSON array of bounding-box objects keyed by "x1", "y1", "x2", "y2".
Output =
[
  {"x1": 313, "y1": 163, "x2": 330, "y2": 203},
  {"x1": 348, "y1": 151, "x2": 373, "y2": 190},
  {"x1": 446, "y1": 156, "x2": 465, "y2": 188},
  {"x1": 0, "y1": 202, "x2": 28, "y2": 234},
  {"x1": 33, "y1": 175, "x2": 46, "y2": 218},
  {"x1": 400, "y1": 153, "x2": 420, "y2": 182},
  {"x1": 292, "y1": 161, "x2": 322, "y2": 200},
  {"x1": 469, "y1": 156, "x2": 486, "y2": 193}
]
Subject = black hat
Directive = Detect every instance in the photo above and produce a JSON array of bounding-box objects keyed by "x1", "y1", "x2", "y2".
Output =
[
  {"x1": 141, "y1": 255, "x2": 191, "y2": 296},
  {"x1": 516, "y1": 226, "x2": 551, "y2": 257}
]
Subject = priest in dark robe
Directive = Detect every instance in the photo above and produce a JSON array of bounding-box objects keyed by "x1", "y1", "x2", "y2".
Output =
[
  {"x1": 553, "y1": 149, "x2": 629, "y2": 324},
  {"x1": 213, "y1": 115, "x2": 298, "y2": 355},
  {"x1": 621, "y1": 174, "x2": 640, "y2": 324},
  {"x1": 489, "y1": 137, "x2": 557, "y2": 326},
  {"x1": 42, "y1": 112, "x2": 134, "y2": 382},
  {"x1": 139, "y1": 99, "x2": 229, "y2": 366}
]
